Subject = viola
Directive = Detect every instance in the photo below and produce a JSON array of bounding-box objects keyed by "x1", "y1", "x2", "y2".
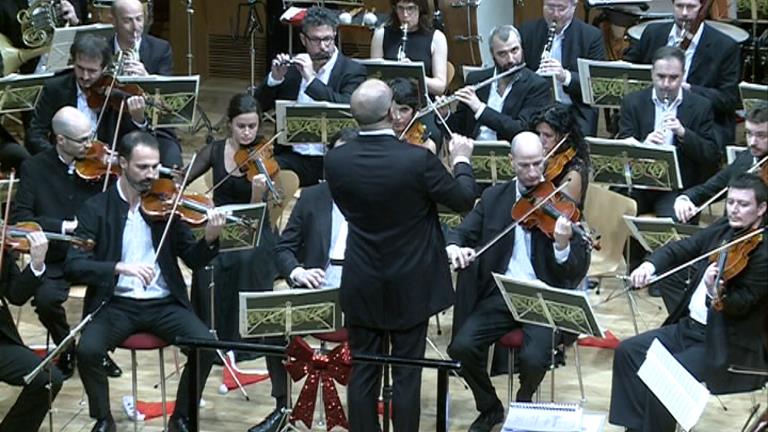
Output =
[
  {"x1": 233, "y1": 137, "x2": 282, "y2": 201},
  {"x1": 140, "y1": 178, "x2": 254, "y2": 227},
  {"x1": 1, "y1": 221, "x2": 94, "y2": 253},
  {"x1": 511, "y1": 180, "x2": 600, "y2": 250},
  {"x1": 544, "y1": 146, "x2": 576, "y2": 182},
  {"x1": 708, "y1": 229, "x2": 763, "y2": 311}
]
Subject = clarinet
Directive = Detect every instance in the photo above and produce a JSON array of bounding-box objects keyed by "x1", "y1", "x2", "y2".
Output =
[
  {"x1": 397, "y1": 23, "x2": 408, "y2": 62},
  {"x1": 540, "y1": 21, "x2": 558, "y2": 63}
]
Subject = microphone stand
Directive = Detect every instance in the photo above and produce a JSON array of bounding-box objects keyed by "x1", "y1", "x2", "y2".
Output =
[{"x1": 235, "y1": 0, "x2": 264, "y2": 95}]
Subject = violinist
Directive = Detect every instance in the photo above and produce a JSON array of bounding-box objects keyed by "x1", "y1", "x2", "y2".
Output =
[
  {"x1": 65, "y1": 131, "x2": 226, "y2": 432},
  {"x1": 12, "y1": 106, "x2": 120, "y2": 380},
  {"x1": 25, "y1": 33, "x2": 148, "y2": 156},
  {"x1": 531, "y1": 103, "x2": 590, "y2": 208},
  {"x1": 389, "y1": 77, "x2": 437, "y2": 154},
  {"x1": 445, "y1": 132, "x2": 590, "y2": 432},
  {"x1": 610, "y1": 173, "x2": 768, "y2": 432}
]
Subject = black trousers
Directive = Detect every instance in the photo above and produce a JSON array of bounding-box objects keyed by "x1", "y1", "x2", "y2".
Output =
[
  {"x1": 609, "y1": 317, "x2": 707, "y2": 432},
  {"x1": 32, "y1": 276, "x2": 70, "y2": 345},
  {"x1": 76, "y1": 296, "x2": 215, "y2": 420},
  {"x1": 275, "y1": 151, "x2": 324, "y2": 187},
  {"x1": 347, "y1": 322, "x2": 428, "y2": 432},
  {"x1": 0, "y1": 125, "x2": 29, "y2": 172},
  {"x1": 447, "y1": 293, "x2": 557, "y2": 412},
  {"x1": 0, "y1": 339, "x2": 63, "y2": 432}
]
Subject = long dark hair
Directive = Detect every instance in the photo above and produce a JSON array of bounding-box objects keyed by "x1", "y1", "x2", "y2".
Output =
[
  {"x1": 388, "y1": 0, "x2": 433, "y2": 32},
  {"x1": 530, "y1": 104, "x2": 589, "y2": 166}
]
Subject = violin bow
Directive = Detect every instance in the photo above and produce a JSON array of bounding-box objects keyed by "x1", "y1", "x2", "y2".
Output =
[
  {"x1": 205, "y1": 131, "x2": 284, "y2": 195},
  {"x1": 690, "y1": 154, "x2": 768, "y2": 219},
  {"x1": 543, "y1": 133, "x2": 570, "y2": 162},
  {"x1": 91, "y1": 54, "x2": 123, "y2": 138},
  {"x1": 0, "y1": 170, "x2": 16, "y2": 285},
  {"x1": 102, "y1": 99, "x2": 125, "y2": 192}
]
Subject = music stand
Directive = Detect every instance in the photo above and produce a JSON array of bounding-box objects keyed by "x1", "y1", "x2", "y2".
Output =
[
  {"x1": 45, "y1": 23, "x2": 114, "y2": 72},
  {"x1": 275, "y1": 100, "x2": 357, "y2": 145},
  {"x1": 622, "y1": 215, "x2": 702, "y2": 254},
  {"x1": 471, "y1": 140, "x2": 513, "y2": 185},
  {"x1": 358, "y1": 59, "x2": 428, "y2": 107},
  {"x1": 586, "y1": 136, "x2": 683, "y2": 192},
  {"x1": 0, "y1": 72, "x2": 53, "y2": 114},
  {"x1": 116, "y1": 75, "x2": 200, "y2": 129},
  {"x1": 190, "y1": 203, "x2": 266, "y2": 252},
  {"x1": 577, "y1": 59, "x2": 652, "y2": 109},
  {"x1": 738, "y1": 81, "x2": 767, "y2": 112}
]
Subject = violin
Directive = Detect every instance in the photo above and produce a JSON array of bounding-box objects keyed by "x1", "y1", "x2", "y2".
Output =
[
  {"x1": 233, "y1": 136, "x2": 282, "y2": 201},
  {"x1": 74, "y1": 141, "x2": 181, "y2": 181},
  {"x1": 140, "y1": 178, "x2": 254, "y2": 227},
  {"x1": 544, "y1": 146, "x2": 576, "y2": 182},
  {"x1": 1, "y1": 221, "x2": 94, "y2": 253},
  {"x1": 403, "y1": 121, "x2": 427, "y2": 146},
  {"x1": 86, "y1": 75, "x2": 170, "y2": 113},
  {"x1": 708, "y1": 229, "x2": 763, "y2": 311},
  {"x1": 511, "y1": 180, "x2": 600, "y2": 250}
]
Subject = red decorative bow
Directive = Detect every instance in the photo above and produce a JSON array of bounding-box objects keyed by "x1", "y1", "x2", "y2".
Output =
[{"x1": 285, "y1": 336, "x2": 352, "y2": 430}]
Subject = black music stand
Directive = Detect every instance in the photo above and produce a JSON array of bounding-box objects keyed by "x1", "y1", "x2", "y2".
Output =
[
  {"x1": 577, "y1": 59, "x2": 652, "y2": 109},
  {"x1": 275, "y1": 100, "x2": 357, "y2": 145},
  {"x1": 116, "y1": 75, "x2": 200, "y2": 129},
  {"x1": 622, "y1": 215, "x2": 702, "y2": 254},
  {"x1": 190, "y1": 203, "x2": 266, "y2": 252},
  {"x1": 45, "y1": 23, "x2": 114, "y2": 72},
  {"x1": 739, "y1": 81, "x2": 768, "y2": 112},
  {"x1": 358, "y1": 59, "x2": 428, "y2": 107},
  {"x1": 0, "y1": 72, "x2": 52, "y2": 114}
]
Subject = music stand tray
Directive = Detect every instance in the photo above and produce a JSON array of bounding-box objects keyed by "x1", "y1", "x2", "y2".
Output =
[
  {"x1": 586, "y1": 136, "x2": 683, "y2": 191},
  {"x1": 46, "y1": 23, "x2": 114, "y2": 72},
  {"x1": 577, "y1": 59, "x2": 652, "y2": 109},
  {"x1": 191, "y1": 203, "x2": 266, "y2": 252},
  {"x1": 622, "y1": 215, "x2": 702, "y2": 253},
  {"x1": 275, "y1": 100, "x2": 357, "y2": 146},
  {"x1": 493, "y1": 273, "x2": 604, "y2": 338},
  {"x1": 358, "y1": 59, "x2": 428, "y2": 107},
  {"x1": 738, "y1": 81, "x2": 767, "y2": 113},
  {"x1": 0, "y1": 72, "x2": 53, "y2": 114},
  {"x1": 117, "y1": 75, "x2": 200, "y2": 128},
  {"x1": 239, "y1": 287, "x2": 342, "y2": 338}
]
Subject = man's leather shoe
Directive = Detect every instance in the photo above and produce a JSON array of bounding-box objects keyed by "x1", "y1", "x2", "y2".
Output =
[
  {"x1": 247, "y1": 408, "x2": 286, "y2": 432},
  {"x1": 468, "y1": 403, "x2": 505, "y2": 432},
  {"x1": 169, "y1": 415, "x2": 191, "y2": 432},
  {"x1": 58, "y1": 348, "x2": 76, "y2": 380},
  {"x1": 101, "y1": 354, "x2": 122, "y2": 378},
  {"x1": 90, "y1": 417, "x2": 116, "y2": 432}
]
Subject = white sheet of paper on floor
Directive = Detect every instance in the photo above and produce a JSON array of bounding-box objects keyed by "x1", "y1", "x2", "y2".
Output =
[{"x1": 502, "y1": 401, "x2": 582, "y2": 431}]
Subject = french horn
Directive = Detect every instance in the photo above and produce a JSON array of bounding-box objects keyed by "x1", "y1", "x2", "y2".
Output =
[{"x1": 16, "y1": 0, "x2": 63, "y2": 48}]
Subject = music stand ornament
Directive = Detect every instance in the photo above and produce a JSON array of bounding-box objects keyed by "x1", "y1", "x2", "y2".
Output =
[
  {"x1": 0, "y1": 72, "x2": 53, "y2": 114},
  {"x1": 577, "y1": 59, "x2": 652, "y2": 108},
  {"x1": 275, "y1": 100, "x2": 357, "y2": 146}
]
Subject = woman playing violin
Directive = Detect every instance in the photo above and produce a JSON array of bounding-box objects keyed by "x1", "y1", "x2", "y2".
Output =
[
  {"x1": 530, "y1": 103, "x2": 590, "y2": 208},
  {"x1": 389, "y1": 77, "x2": 437, "y2": 154}
]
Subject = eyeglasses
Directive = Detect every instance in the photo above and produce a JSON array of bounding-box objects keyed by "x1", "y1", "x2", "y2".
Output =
[
  {"x1": 303, "y1": 33, "x2": 336, "y2": 45},
  {"x1": 61, "y1": 134, "x2": 92, "y2": 144},
  {"x1": 396, "y1": 4, "x2": 419, "y2": 14}
]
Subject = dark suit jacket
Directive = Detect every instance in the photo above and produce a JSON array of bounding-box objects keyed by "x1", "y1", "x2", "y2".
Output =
[
  {"x1": 25, "y1": 71, "x2": 139, "y2": 154},
  {"x1": 109, "y1": 34, "x2": 173, "y2": 76},
  {"x1": 0, "y1": 257, "x2": 43, "y2": 345},
  {"x1": 446, "y1": 180, "x2": 591, "y2": 331},
  {"x1": 447, "y1": 67, "x2": 551, "y2": 141},
  {"x1": 520, "y1": 18, "x2": 605, "y2": 136},
  {"x1": 623, "y1": 22, "x2": 741, "y2": 146},
  {"x1": 618, "y1": 87, "x2": 721, "y2": 187},
  {"x1": 651, "y1": 218, "x2": 768, "y2": 394},
  {"x1": 64, "y1": 184, "x2": 219, "y2": 315},
  {"x1": 12, "y1": 148, "x2": 103, "y2": 276},
  {"x1": 325, "y1": 133, "x2": 476, "y2": 330},
  {"x1": 683, "y1": 150, "x2": 757, "y2": 205}
]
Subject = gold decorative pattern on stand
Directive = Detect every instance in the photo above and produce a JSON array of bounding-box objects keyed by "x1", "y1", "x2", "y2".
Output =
[
  {"x1": 592, "y1": 77, "x2": 650, "y2": 105},
  {"x1": 245, "y1": 303, "x2": 337, "y2": 336},
  {"x1": 285, "y1": 116, "x2": 358, "y2": 143},
  {"x1": 592, "y1": 153, "x2": 672, "y2": 189}
]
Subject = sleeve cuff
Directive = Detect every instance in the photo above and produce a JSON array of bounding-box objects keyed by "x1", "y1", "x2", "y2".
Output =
[
  {"x1": 132, "y1": 118, "x2": 149, "y2": 129},
  {"x1": 267, "y1": 73, "x2": 284, "y2": 87},
  {"x1": 563, "y1": 69, "x2": 572, "y2": 86},
  {"x1": 452, "y1": 156, "x2": 471, "y2": 167},
  {"x1": 553, "y1": 244, "x2": 571, "y2": 263},
  {"x1": 289, "y1": 267, "x2": 303, "y2": 284},
  {"x1": 473, "y1": 104, "x2": 487, "y2": 120},
  {"x1": 30, "y1": 263, "x2": 46, "y2": 277}
]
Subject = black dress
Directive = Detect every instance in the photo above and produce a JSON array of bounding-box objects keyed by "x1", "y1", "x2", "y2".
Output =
[
  {"x1": 382, "y1": 24, "x2": 434, "y2": 75},
  {"x1": 550, "y1": 154, "x2": 590, "y2": 210},
  {"x1": 188, "y1": 139, "x2": 278, "y2": 343}
]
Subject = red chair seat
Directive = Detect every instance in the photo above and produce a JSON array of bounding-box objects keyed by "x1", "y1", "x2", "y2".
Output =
[
  {"x1": 313, "y1": 328, "x2": 348, "y2": 343},
  {"x1": 119, "y1": 332, "x2": 169, "y2": 351},
  {"x1": 498, "y1": 329, "x2": 524, "y2": 348}
]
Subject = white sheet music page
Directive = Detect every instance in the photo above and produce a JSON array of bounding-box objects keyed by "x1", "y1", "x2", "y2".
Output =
[
  {"x1": 637, "y1": 338, "x2": 710, "y2": 431},
  {"x1": 502, "y1": 402, "x2": 582, "y2": 431}
]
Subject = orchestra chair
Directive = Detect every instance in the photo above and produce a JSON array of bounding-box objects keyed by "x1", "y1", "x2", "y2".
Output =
[
  {"x1": 118, "y1": 332, "x2": 171, "y2": 432},
  {"x1": 445, "y1": 61, "x2": 456, "y2": 90},
  {"x1": 270, "y1": 170, "x2": 300, "y2": 231}
]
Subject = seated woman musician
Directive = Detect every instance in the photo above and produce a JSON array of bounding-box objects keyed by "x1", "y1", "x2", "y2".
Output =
[
  {"x1": 530, "y1": 103, "x2": 590, "y2": 208},
  {"x1": 389, "y1": 77, "x2": 437, "y2": 154},
  {"x1": 370, "y1": 0, "x2": 449, "y2": 96}
]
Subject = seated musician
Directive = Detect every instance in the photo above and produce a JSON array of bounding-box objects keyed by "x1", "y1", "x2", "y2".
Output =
[
  {"x1": 446, "y1": 131, "x2": 590, "y2": 432},
  {"x1": 530, "y1": 103, "x2": 590, "y2": 207},
  {"x1": 65, "y1": 131, "x2": 226, "y2": 432},
  {"x1": 389, "y1": 77, "x2": 437, "y2": 154},
  {"x1": 12, "y1": 106, "x2": 121, "y2": 379},
  {"x1": 1, "y1": 233, "x2": 64, "y2": 431},
  {"x1": 617, "y1": 46, "x2": 720, "y2": 219},
  {"x1": 609, "y1": 172, "x2": 768, "y2": 432},
  {"x1": 519, "y1": 0, "x2": 605, "y2": 136},
  {"x1": 25, "y1": 34, "x2": 149, "y2": 156},
  {"x1": 254, "y1": 6, "x2": 366, "y2": 187},
  {"x1": 624, "y1": 0, "x2": 740, "y2": 149},
  {"x1": 370, "y1": 0, "x2": 449, "y2": 96},
  {"x1": 442, "y1": 25, "x2": 551, "y2": 142}
]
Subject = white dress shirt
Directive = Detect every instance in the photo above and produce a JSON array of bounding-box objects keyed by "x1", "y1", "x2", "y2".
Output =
[
  {"x1": 650, "y1": 87, "x2": 683, "y2": 146},
  {"x1": 549, "y1": 19, "x2": 573, "y2": 104},
  {"x1": 475, "y1": 71, "x2": 514, "y2": 141}
]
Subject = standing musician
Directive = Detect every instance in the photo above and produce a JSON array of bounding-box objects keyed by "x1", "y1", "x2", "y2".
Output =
[
  {"x1": 25, "y1": 34, "x2": 149, "y2": 156},
  {"x1": 254, "y1": 6, "x2": 366, "y2": 187},
  {"x1": 530, "y1": 103, "x2": 590, "y2": 207},
  {"x1": 623, "y1": 0, "x2": 740, "y2": 148},
  {"x1": 389, "y1": 77, "x2": 438, "y2": 154},
  {"x1": 370, "y1": 0, "x2": 449, "y2": 96},
  {"x1": 0, "y1": 232, "x2": 64, "y2": 431},
  {"x1": 324, "y1": 79, "x2": 477, "y2": 432},
  {"x1": 65, "y1": 131, "x2": 226, "y2": 432},
  {"x1": 442, "y1": 25, "x2": 551, "y2": 142},
  {"x1": 519, "y1": 0, "x2": 606, "y2": 137},
  {"x1": 610, "y1": 172, "x2": 768, "y2": 432},
  {"x1": 446, "y1": 132, "x2": 590, "y2": 432},
  {"x1": 12, "y1": 106, "x2": 121, "y2": 380}
]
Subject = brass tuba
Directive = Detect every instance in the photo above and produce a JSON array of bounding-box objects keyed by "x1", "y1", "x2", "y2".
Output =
[
  {"x1": 17, "y1": 0, "x2": 63, "y2": 48},
  {"x1": 0, "y1": 33, "x2": 50, "y2": 76}
]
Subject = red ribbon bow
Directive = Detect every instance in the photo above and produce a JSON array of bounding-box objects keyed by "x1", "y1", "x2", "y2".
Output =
[{"x1": 285, "y1": 336, "x2": 352, "y2": 430}]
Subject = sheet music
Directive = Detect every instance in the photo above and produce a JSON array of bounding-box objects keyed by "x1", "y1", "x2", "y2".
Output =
[
  {"x1": 502, "y1": 402, "x2": 582, "y2": 432},
  {"x1": 584, "y1": 136, "x2": 642, "y2": 147},
  {"x1": 637, "y1": 339, "x2": 710, "y2": 431}
]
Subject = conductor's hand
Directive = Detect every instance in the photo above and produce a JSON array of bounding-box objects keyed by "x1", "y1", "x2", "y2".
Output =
[
  {"x1": 449, "y1": 134, "x2": 474, "y2": 162},
  {"x1": 271, "y1": 53, "x2": 292, "y2": 81},
  {"x1": 291, "y1": 267, "x2": 326, "y2": 289},
  {"x1": 629, "y1": 262, "x2": 656, "y2": 288},
  {"x1": 126, "y1": 96, "x2": 147, "y2": 124},
  {"x1": 454, "y1": 87, "x2": 484, "y2": 113},
  {"x1": 115, "y1": 262, "x2": 155, "y2": 285},
  {"x1": 446, "y1": 244, "x2": 476, "y2": 270},
  {"x1": 204, "y1": 208, "x2": 228, "y2": 243},
  {"x1": 552, "y1": 216, "x2": 573, "y2": 250},
  {"x1": 673, "y1": 195, "x2": 697, "y2": 223},
  {"x1": 27, "y1": 231, "x2": 48, "y2": 274}
]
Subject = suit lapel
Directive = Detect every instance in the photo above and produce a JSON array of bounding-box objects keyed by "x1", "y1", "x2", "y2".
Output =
[
  {"x1": 688, "y1": 25, "x2": 712, "y2": 83},
  {"x1": 562, "y1": 21, "x2": 577, "y2": 68},
  {"x1": 475, "y1": 68, "x2": 495, "y2": 103}
]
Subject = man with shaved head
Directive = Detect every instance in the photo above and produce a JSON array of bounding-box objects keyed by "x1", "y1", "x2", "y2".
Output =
[
  {"x1": 446, "y1": 132, "x2": 590, "y2": 432},
  {"x1": 12, "y1": 106, "x2": 122, "y2": 379},
  {"x1": 324, "y1": 78, "x2": 477, "y2": 431}
]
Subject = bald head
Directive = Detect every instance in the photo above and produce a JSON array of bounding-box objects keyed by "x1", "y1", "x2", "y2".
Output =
[
  {"x1": 351, "y1": 79, "x2": 393, "y2": 128},
  {"x1": 52, "y1": 106, "x2": 91, "y2": 138},
  {"x1": 511, "y1": 131, "x2": 543, "y2": 158},
  {"x1": 112, "y1": 0, "x2": 144, "y2": 45},
  {"x1": 112, "y1": 0, "x2": 143, "y2": 18},
  {"x1": 510, "y1": 131, "x2": 545, "y2": 188}
]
